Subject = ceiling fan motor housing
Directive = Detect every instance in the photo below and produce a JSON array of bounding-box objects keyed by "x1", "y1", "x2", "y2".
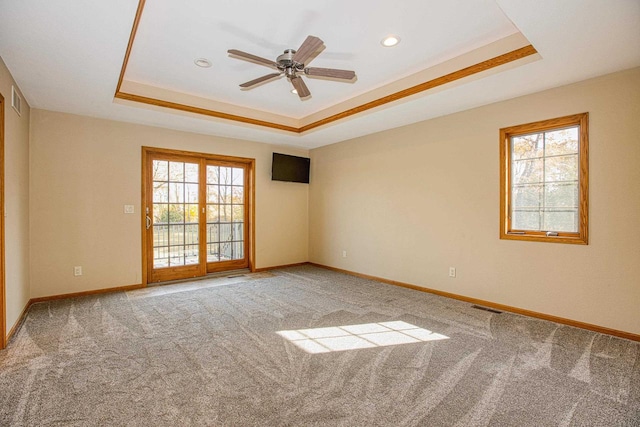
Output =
[{"x1": 277, "y1": 49, "x2": 304, "y2": 78}]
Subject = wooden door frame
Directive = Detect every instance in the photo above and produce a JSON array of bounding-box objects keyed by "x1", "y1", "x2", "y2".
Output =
[
  {"x1": 141, "y1": 146, "x2": 256, "y2": 286},
  {"x1": 0, "y1": 93, "x2": 6, "y2": 349}
]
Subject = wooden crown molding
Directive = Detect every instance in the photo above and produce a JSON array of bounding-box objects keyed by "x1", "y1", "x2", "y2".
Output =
[{"x1": 115, "y1": 0, "x2": 538, "y2": 134}]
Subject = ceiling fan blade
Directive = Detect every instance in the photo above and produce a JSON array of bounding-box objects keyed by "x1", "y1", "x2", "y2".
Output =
[
  {"x1": 290, "y1": 77, "x2": 311, "y2": 98},
  {"x1": 239, "y1": 73, "x2": 282, "y2": 88},
  {"x1": 292, "y1": 36, "x2": 324, "y2": 65},
  {"x1": 305, "y1": 67, "x2": 356, "y2": 80},
  {"x1": 227, "y1": 49, "x2": 278, "y2": 69}
]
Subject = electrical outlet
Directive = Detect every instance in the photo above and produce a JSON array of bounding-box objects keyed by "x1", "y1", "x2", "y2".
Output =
[
  {"x1": 74, "y1": 266, "x2": 82, "y2": 276},
  {"x1": 342, "y1": 250, "x2": 347, "y2": 258},
  {"x1": 449, "y1": 267, "x2": 456, "y2": 278},
  {"x1": 124, "y1": 205, "x2": 135, "y2": 214}
]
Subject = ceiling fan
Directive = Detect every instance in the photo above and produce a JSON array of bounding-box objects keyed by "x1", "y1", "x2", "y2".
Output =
[{"x1": 227, "y1": 35, "x2": 356, "y2": 99}]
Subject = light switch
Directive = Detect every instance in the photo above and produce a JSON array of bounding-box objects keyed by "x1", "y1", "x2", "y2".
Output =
[{"x1": 124, "y1": 205, "x2": 135, "y2": 214}]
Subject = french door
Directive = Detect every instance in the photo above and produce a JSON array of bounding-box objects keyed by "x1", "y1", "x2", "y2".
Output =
[{"x1": 143, "y1": 147, "x2": 254, "y2": 284}]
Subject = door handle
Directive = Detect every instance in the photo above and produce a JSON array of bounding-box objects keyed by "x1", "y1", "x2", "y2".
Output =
[{"x1": 146, "y1": 215, "x2": 151, "y2": 230}]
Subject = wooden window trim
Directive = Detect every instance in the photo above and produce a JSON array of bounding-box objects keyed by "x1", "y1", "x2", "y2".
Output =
[{"x1": 500, "y1": 113, "x2": 589, "y2": 245}]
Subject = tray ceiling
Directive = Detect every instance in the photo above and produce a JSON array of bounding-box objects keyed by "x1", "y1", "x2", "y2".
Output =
[
  {"x1": 116, "y1": 0, "x2": 536, "y2": 132},
  {"x1": 0, "y1": 0, "x2": 638, "y2": 147}
]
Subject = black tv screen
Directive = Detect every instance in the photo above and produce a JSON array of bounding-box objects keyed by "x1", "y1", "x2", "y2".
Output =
[{"x1": 272, "y1": 153, "x2": 310, "y2": 183}]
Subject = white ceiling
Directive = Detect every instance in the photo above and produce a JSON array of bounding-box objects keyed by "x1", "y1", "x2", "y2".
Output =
[{"x1": 0, "y1": 0, "x2": 639, "y2": 149}]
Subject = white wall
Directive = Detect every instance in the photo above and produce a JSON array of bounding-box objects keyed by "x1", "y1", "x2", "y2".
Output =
[
  {"x1": 309, "y1": 67, "x2": 640, "y2": 335},
  {"x1": 30, "y1": 110, "x2": 309, "y2": 298},
  {"x1": 0, "y1": 56, "x2": 30, "y2": 337}
]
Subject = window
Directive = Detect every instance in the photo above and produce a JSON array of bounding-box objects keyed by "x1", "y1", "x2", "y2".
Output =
[{"x1": 500, "y1": 113, "x2": 588, "y2": 244}]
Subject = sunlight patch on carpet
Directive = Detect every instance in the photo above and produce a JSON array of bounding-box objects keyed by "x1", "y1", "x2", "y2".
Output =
[{"x1": 277, "y1": 321, "x2": 449, "y2": 354}]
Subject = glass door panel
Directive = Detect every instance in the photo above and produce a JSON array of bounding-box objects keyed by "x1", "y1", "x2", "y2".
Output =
[
  {"x1": 148, "y1": 158, "x2": 201, "y2": 282},
  {"x1": 205, "y1": 164, "x2": 247, "y2": 271}
]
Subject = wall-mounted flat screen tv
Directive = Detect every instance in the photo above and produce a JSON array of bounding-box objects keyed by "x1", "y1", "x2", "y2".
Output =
[{"x1": 272, "y1": 153, "x2": 310, "y2": 183}]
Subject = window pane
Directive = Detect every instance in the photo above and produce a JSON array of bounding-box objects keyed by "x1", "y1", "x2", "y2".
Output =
[
  {"x1": 512, "y1": 158, "x2": 543, "y2": 184},
  {"x1": 512, "y1": 134, "x2": 543, "y2": 160},
  {"x1": 233, "y1": 242, "x2": 244, "y2": 259},
  {"x1": 207, "y1": 185, "x2": 219, "y2": 203},
  {"x1": 512, "y1": 210, "x2": 540, "y2": 230},
  {"x1": 185, "y1": 183, "x2": 198, "y2": 203},
  {"x1": 220, "y1": 205, "x2": 232, "y2": 222},
  {"x1": 169, "y1": 246, "x2": 184, "y2": 266},
  {"x1": 219, "y1": 223, "x2": 232, "y2": 242},
  {"x1": 220, "y1": 167, "x2": 232, "y2": 185},
  {"x1": 513, "y1": 184, "x2": 542, "y2": 210},
  {"x1": 207, "y1": 205, "x2": 219, "y2": 223},
  {"x1": 153, "y1": 204, "x2": 168, "y2": 224},
  {"x1": 168, "y1": 183, "x2": 184, "y2": 203},
  {"x1": 153, "y1": 160, "x2": 168, "y2": 181},
  {"x1": 153, "y1": 182, "x2": 168, "y2": 203},
  {"x1": 185, "y1": 163, "x2": 199, "y2": 183},
  {"x1": 545, "y1": 128, "x2": 578, "y2": 156},
  {"x1": 220, "y1": 242, "x2": 232, "y2": 260},
  {"x1": 168, "y1": 204, "x2": 184, "y2": 223},
  {"x1": 154, "y1": 246, "x2": 168, "y2": 268},
  {"x1": 184, "y1": 245, "x2": 199, "y2": 265},
  {"x1": 545, "y1": 154, "x2": 578, "y2": 182},
  {"x1": 232, "y1": 222, "x2": 244, "y2": 241},
  {"x1": 207, "y1": 166, "x2": 219, "y2": 184},
  {"x1": 185, "y1": 204, "x2": 199, "y2": 223},
  {"x1": 232, "y1": 186, "x2": 244, "y2": 204},
  {"x1": 169, "y1": 162, "x2": 184, "y2": 182},
  {"x1": 543, "y1": 210, "x2": 577, "y2": 232},
  {"x1": 232, "y1": 168, "x2": 244, "y2": 185},
  {"x1": 545, "y1": 183, "x2": 578, "y2": 208},
  {"x1": 185, "y1": 224, "x2": 199, "y2": 245},
  {"x1": 169, "y1": 225, "x2": 184, "y2": 246},
  {"x1": 207, "y1": 243, "x2": 220, "y2": 262},
  {"x1": 232, "y1": 205, "x2": 244, "y2": 222},
  {"x1": 219, "y1": 186, "x2": 232, "y2": 203},
  {"x1": 153, "y1": 225, "x2": 168, "y2": 247},
  {"x1": 207, "y1": 224, "x2": 219, "y2": 243}
]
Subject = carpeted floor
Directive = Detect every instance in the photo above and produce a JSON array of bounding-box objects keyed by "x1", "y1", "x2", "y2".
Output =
[{"x1": 1, "y1": 265, "x2": 639, "y2": 426}]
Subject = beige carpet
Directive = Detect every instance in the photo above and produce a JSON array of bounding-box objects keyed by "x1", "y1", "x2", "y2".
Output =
[{"x1": 1, "y1": 265, "x2": 639, "y2": 426}]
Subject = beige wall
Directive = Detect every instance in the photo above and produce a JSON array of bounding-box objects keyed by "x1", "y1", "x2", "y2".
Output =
[
  {"x1": 0, "y1": 57, "x2": 31, "y2": 337},
  {"x1": 30, "y1": 110, "x2": 308, "y2": 298},
  {"x1": 309, "y1": 67, "x2": 640, "y2": 335}
]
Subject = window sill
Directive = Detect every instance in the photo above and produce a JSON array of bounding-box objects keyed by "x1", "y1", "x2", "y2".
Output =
[{"x1": 500, "y1": 232, "x2": 588, "y2": 245}]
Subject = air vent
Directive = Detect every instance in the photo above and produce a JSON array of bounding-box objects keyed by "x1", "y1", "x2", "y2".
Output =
[
  {"x1": 11, "y1": 86, "x2": 21, "y2": 116},
  {"x1": 471, "y1": 305, "x2": 503, "y2": 314},
  {"x1": 227, "y1": 274, "x2": 246, "y2": 278}
]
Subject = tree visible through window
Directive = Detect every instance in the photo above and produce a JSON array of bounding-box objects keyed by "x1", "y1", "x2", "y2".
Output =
[{"x1": 500, "y1": 113, "x2": 588, "y2": 244}]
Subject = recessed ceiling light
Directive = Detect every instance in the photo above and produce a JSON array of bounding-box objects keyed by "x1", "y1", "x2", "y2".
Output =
[
  {"x1": 194, "y1": 58, "x2": 212, "y2": 68},
  {"x1": 381, "y1": 35, "x2": 401, "y2": 47},
  {"x1": 291, "y1": 89, "x2": 298, "y2": 95}
]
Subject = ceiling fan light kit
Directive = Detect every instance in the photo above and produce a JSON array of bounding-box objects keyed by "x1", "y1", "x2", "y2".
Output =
[{"x1": 228, "y1": 35, "x2": 356, "y2": 99}]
